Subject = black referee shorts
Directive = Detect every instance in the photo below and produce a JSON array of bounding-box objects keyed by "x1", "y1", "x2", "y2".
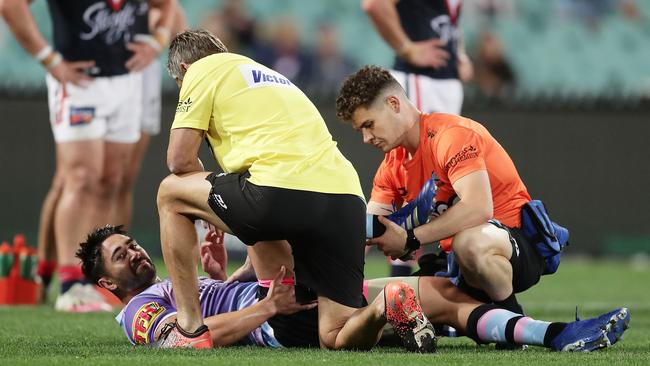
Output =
[{"x1": 205, "y1": 171, "x2": 366, "y2": 309}]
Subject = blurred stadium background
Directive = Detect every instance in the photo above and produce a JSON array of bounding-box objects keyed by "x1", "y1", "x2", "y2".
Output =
[{"x1": 1, "y1": 0, "x2": 649, "y2": 260}]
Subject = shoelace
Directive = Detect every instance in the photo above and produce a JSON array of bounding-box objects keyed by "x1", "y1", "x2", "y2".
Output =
[{"x1": 157, "y1": 322, "x2": 177, "y2": 342}]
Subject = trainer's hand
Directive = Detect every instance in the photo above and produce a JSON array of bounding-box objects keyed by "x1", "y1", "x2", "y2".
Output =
[
  {"x1": 401, "y1": 38, "x2": 450, "y2": 69},
  {"x1": 125, "y1": 41, "x2": 159, "y2": 72},
  {"x1": 225, "y1": 255, "x2": 257, "y2": 283},
  {"x1": 49, "y1": 60, "x2": 95, "y2": 90},
  {"x1": 266, "y1": 266, "x2": 317, "y2": 316},
  {"x1": 367, "y1": 216, "x2": 409, "y2": 260},
  {"x1": 200, "y1": 228, "x2": 227, "y2": 280}
]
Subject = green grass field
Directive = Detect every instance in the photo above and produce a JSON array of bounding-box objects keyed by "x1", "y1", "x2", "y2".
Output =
[{"x1": 1, "y1": 257, "x2": 649, "y2": 365}]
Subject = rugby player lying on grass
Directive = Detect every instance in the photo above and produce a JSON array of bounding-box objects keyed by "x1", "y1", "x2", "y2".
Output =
[{"x1": 76, "y1": 225, "x2": 630, "y2": 351}]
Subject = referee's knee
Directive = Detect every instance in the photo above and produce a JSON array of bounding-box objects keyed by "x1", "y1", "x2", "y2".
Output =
[{"x1": 156, "y1": 174, "x2": 179, "y2": 210}]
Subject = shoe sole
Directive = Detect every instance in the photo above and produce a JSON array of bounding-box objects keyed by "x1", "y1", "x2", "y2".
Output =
[{"x1": 562, "y1": 307, "x2": 630, "y2": 352}]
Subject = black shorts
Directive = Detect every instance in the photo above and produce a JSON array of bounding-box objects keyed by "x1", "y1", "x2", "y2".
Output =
[
  {"x1": 257, "y1": 286, "x2": 320, "y2": 347},
  {"x1": 206, "y1": 172, "x2": 366, "y2": 308},
  {"x1": 457, "y1": 220, "x2": 545, "y2": 303}
]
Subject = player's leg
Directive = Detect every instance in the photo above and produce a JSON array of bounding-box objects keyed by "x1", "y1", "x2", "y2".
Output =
[
  {"x1": 451, "y1": 222, "x2": 520, "y2": 309},
  {"x1": 115, "y1": 60, "x2": 162, "y2": 227},
  {"x1": 114, "y1": 132, "x2": 149, "y2": 228},
  {"x1": 157, "y1": 172, "x2": 232, "y2": 335},
  {"x1": 36, "y1": 163, "x2": 63, "y2": 302}
]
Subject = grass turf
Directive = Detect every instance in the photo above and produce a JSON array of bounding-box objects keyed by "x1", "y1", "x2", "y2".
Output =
[{"x1": 1, "y1": 257, "x2": 649, "y2": 365}]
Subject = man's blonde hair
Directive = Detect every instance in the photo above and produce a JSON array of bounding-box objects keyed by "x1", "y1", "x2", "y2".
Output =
[{"x1": 166, "y1": 29, "x2": 228, "y2": 80}]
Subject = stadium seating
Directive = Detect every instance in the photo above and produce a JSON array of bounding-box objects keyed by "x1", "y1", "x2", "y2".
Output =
[{"x1": 0, "y1": 0, "x2": 648, "y2": 101}]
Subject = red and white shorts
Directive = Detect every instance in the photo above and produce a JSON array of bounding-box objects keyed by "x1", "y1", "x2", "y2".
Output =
[
  {"x1": 390, "y1": 70, "x2": 464, "y2": 115},
  {"x1": 46, "y1": 71, "x2": 143, "y2": 143}
]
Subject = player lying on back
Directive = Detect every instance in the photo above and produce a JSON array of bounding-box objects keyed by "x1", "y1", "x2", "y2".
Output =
[{"x1": 76, "y1": 225, "x2": 630, "y2": 351}]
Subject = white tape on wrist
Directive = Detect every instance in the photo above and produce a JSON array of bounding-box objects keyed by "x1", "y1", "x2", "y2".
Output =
[
  {"x1": 35, "y1": 45, "x2": 53, "y2": 62},
  {"x1": 133, "y1": 34, "x2": 162, "y2": 52}
]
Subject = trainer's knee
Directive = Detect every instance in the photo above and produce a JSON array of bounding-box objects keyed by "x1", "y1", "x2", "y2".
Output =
[{"x1": 452, "y1": 228, "x2": 493, "y2": 271}]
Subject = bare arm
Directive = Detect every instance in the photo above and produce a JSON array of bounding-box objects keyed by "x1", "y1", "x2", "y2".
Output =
[
  {"x1": 362, "y1": 0, "x2": 449, "y2": 68},
  {"x1": 362, "y1": 0, "x2": 409, "y2": 55},
  {"x1": 412, "y1": 170, "x2": 493, "y2": 243},
  {"x1": 1, "y1": 0, "x2": 49, "y2": 56},
  {"x1": 370, "y1": 170, "x2": 493, "y2": 258},
  {"x1": 148, "y1": 0, "x2": 175, "y2": 37},
  {"x1": 154, "y1": 268, "x2": 316, "y2": 347},
  {"x1": 2, "y1": 0, "x2": 95, "y2": 86},
  {"x1": 167, "y1": 128, "x2": 204, "y2": 174}
]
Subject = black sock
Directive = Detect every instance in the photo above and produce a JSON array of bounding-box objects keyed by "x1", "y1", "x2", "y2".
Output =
[
  {"x1": 543, "y1": 322, "x2": 568, "y2": 347},
  {"x1": 465, "y1": 303, "x2": 501, "y2": 344},
  {"x1": 60, "y1": 279, "x2": 83, "y2": 294},
  {"x1": 176, "y1": 322, "x2": 209, "y2": 337},
  {"x1": 496, "y1": 293, "x2": 523, "y2": 314}
]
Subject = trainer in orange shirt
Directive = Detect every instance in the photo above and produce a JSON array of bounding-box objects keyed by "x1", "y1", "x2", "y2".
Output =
[{"x1": 336, "y1": 65, "x2": 545, "y2": 314}]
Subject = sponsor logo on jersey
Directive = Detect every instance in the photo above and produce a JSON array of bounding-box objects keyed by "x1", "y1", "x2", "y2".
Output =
[
  {"x1": 444, "y1": 145, "x2": 478, "y2": 170},
  {"x1": 132, "y1": 301, "x2": 165, "y2": 344},
  {"x1": 69, "y1": 107, "x2": 95, "y2": 126},
  {"x1": 80, "y1": 1, "x2": 148, "y2": 44},
  {"x1": 176, "y1": 97, "x2": 193, "y2": 113},
  {"x1": 238, "y1": 65, "x2": 294, "y2": 89}
]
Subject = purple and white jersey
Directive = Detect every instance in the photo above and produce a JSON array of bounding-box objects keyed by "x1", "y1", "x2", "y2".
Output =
[{"x1": 115, "y1": 277, "x2": 281, "y2": 347}]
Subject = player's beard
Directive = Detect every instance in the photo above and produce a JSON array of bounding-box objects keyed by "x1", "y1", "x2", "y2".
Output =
[{"x1": 121, "y1": 259, "x2": 157, "y2": 292}]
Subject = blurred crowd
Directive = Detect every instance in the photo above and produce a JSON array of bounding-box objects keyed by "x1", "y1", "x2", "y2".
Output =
[
  {"x1": 200, "y1": 0, "x2": 356, "y2": 99},
  {"x1": 195, "y1": 0, "x2": 648, "y2": 101}
]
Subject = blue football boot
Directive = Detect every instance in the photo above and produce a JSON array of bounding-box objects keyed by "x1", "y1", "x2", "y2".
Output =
[
  {"x1": 550, "y1": 307, "x2": 630, "y2": 352},
  {"x1": 387, "y1": 176, "x2": 437, "y2": 230}
]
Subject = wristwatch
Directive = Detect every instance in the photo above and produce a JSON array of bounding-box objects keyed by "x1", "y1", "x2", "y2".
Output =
[{"x1": 399, "y1": 229, "x2": 421, "y2": 261}]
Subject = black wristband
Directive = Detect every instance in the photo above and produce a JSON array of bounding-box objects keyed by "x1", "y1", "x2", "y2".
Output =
[
  {"x1": 399, "y1": 229, "x2": 421, "y2": 261},
  {"x1": 405, "y1": 229, "x2": 421, "y2": 251}
]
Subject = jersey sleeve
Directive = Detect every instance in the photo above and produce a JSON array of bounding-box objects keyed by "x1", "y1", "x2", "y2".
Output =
[
  {"x1": 171, "y1": 66, "x2": 216, "y2": 131},
  {"x1": 370, "y1": 158, "x2": 403, "y2": 207},
  {"x1": 120, "y1": 295, "x2": 177, "y2": 345},
  {"x1": 434, "y1": 127, "x2": 487, "y2": 184}
]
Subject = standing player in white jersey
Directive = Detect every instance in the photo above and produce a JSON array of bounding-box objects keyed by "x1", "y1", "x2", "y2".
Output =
[
  {"x1": 362, "y1": 0, "x2": 474, "y2": 277},
  {"x1": 1, "y1": 0, "x2": 175, "y2": 311}
]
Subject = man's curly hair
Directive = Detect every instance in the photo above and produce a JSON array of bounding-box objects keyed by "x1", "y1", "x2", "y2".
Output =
[
  {"x1": 75, "y1": 224, "x2": 128, "y2": 284},
  {"x1": 336, "y1": 65, "x2": 402, "y2": 122}
]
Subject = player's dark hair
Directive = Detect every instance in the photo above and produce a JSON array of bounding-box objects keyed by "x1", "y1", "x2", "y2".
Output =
[
  {"x1": 336, "y1": 65, "x2": 403, "y2": 122},
  {"x1": 167, "y1": 29, "x2": 228, "y2": 80},
  {"x1": 76, "y1": 225, "x2": 128, "y2": 284}
]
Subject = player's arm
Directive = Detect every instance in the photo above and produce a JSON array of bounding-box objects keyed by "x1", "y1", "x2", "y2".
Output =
[
  {"x1": 155, "y1": 268, "x2": 316, "y2": 347},
  {"x1": 372, "y1": 170, "x2": 492, "y2": 258},
  {"x1": 126, "y1": 0, "x2": 176, "y2": 71},
  {"x1": 411, "y1": 170, "x2": 492, "y2": 244},
  {"x1": 361, "y1": 0, "x2": 449, "y2": 68},
  {"x1": 456, "y1": 30, "x2": 474, "y2": 82},
  {"x1": 1, "y1": 0, "x2": 94, "y2": 85},
  {"x1": 167, "y1": 128, "x2": 204, "y2": 174},
  {"x1": 361, "y1": 0, "x2": 409, "y2": 57}
]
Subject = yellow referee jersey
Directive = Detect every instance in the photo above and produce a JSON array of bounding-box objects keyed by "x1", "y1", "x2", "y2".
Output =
[{"x1": 171, "y1": 53, "x2": 364, "y2": 199}]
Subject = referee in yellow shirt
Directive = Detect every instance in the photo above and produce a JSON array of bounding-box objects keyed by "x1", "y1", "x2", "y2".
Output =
[{"x1": 154, "y1": 30, "x2": 429, "y2": 350}]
